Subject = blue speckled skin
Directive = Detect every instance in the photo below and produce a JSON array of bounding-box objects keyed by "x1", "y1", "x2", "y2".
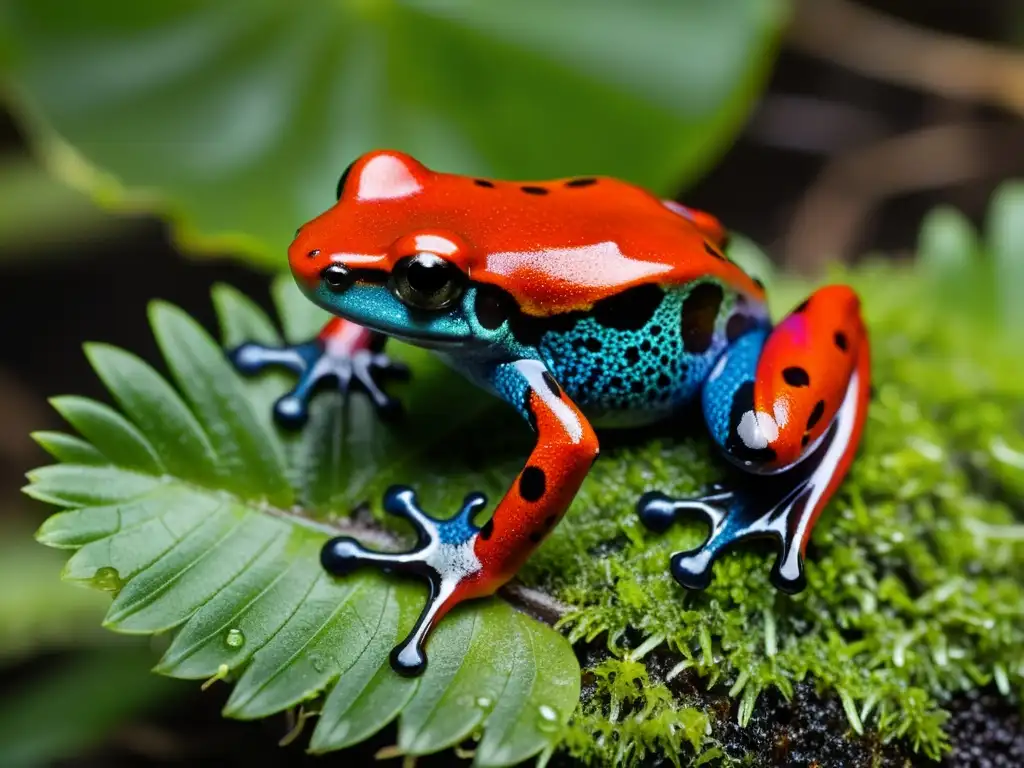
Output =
[
  {"x1": 538, "y1": 284, "x2": 765, "y2": 428},
  {"x1": 300, "y1": 277, "x2": 772, "y2": 436}
]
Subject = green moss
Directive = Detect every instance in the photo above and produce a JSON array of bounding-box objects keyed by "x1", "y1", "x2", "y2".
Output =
[
  {"x1": 524, "y1": 194, "x2": 1024, "y2": 765},
  {"x1": 561, "y1": 658, "x2": 715, "y2": 766}
]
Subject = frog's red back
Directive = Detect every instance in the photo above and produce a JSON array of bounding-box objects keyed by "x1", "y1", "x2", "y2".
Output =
[{"x1": 290, "y1": 150, "x2": 764, "y2": 317}]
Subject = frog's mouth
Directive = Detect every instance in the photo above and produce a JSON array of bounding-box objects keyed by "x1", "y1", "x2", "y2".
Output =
[{"x1": 302, "y1": 279, "x2": 476, "y2": 350}]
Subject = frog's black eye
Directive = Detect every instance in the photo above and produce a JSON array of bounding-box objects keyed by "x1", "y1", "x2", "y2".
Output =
[
  {"x1": 336, "y1": 161, "x2": 356, "y2": 200},
  {"x1": 321, "y1": 264, "x2": 352, "y2": 291},
  {"x1": 391, "y1": 253, "x2": 465, "y2": 311}
]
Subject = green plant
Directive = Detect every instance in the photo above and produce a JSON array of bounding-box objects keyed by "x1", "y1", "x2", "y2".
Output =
[
  {"x1": 0, "y1": 0, "x2": 787, "y2": 269},
  {"x1": 27, "y1": 280, "x2": 580, "y2": 766}
]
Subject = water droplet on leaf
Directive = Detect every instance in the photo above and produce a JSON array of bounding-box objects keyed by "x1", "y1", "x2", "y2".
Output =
[
  {"x1": 225, "y1": 628, "x2": 245, "y2": 648},
  {"x1": 537, "y1": 704, "x2": 559, "y2": 732},
  {"x1": 475, "y1": 696, "x2": 493, "y2": 710},
  {"x1": 92, "y1": 566, "x2": 122, "y2": 592}
]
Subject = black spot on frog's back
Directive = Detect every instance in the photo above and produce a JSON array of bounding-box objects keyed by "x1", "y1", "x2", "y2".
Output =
[
  {"x1": 590, "y1": 284, "x2": 665, "y2": 331},
  {"x1": 680, "y1": 282, "x2": 724, "y2": 354}
]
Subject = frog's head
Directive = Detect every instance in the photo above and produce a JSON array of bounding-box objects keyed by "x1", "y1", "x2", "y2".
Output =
[{"x1": 288, "y1": 150, "x2": 501, "y2": 350}]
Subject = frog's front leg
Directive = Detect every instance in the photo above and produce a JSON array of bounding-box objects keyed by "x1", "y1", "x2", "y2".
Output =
[
  {"x1": 320, "y1": 359, "x2": 599, "y2": 676},
  {"x1": 638, "y1": 286, "x2": 871, "y2": 593},
  {"x1": 229, "y1": 317, "x2": 409, "y2": 428}
]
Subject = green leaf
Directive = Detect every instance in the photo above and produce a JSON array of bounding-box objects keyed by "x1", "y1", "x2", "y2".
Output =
[
  {"x1": 49, "y1": 395, "x2": 164, "y2": 474},
  {"x1": 1, "y1": 0, "x2": 786, "y2": 269},
  {"x1": 28, "y1": 288, "x2": 581, "y2": 765},
  {"x1": 148, "y1": 301, "x2": 292, "y2": 504},
  {"x1": 309, "y1": 587, "x2": 420, "y2": 752},
  {"x1": 31, "y1": 430, "x2": 106, "y2": 466},
  {"x1": 84, "y1": 343, "x2": 219, "y2": 483},
  {"x1": 474, "y1": 611, "x2": 580, "y2": 767},
  {"x1": 24, "y1": 464, "x2": 163, "y2": 508}
]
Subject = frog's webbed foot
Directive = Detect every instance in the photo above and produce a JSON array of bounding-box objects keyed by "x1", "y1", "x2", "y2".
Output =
[
  {"x1": 636, "y1": 441, "x2": 828, "y2": 594},
  {"x1": 320, "y1": 486, "x2": 488, "y2": 676},
  {"x1": 229, "y1": 324, "x2": 409, "y2": 429}
]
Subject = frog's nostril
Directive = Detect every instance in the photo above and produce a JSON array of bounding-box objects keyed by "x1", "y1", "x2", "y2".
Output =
[
  {"x1": 321, "y1": 264, "x2": 352, "y2": 291},
  {"x1": 307, "y1": 249, "x2": 320, "y2": 259}
]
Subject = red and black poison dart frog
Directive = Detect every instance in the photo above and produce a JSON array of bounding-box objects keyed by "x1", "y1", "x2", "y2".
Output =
[{"x1": 230, "y1": 151, "x2": 871, "y2": 676}]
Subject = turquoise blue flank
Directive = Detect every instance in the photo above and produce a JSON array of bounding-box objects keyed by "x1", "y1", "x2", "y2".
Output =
[
  {"x1": 539, "y1": 285, "x2": 756, "y2": 427},
  {"x1": 702, "y1": 329, "x2": 768, "y2": 447}
]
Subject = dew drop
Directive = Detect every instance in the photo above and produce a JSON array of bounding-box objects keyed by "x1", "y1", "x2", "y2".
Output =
[
  {"x1": 536, "y1": 704, "x2": 559, "y2": 732},
  {"x1": 225, "y1": 628, "x2": 245, "y2": 648},
  {"x1": 310, "y1": 653, "x2": 325, "y2": 672},
  {"x1": 475, "y1": 696, "x2": 493, "y2": 710},
  {"x1": 92, "y1": 566, "x2": 123, "y2": 593}
]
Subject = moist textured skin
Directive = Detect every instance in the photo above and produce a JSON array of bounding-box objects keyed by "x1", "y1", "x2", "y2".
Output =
[{"x1": 229, "y1": 149, "x2": 872, "y2": 676}]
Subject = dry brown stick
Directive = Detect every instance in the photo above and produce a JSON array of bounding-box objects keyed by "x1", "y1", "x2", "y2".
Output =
[
  {"x1": 788, "y1": 0, "x2": 1024, "y2": 118},
  {"x1": 783, "y1": 122, "x2": 1024, "y2": 272}
]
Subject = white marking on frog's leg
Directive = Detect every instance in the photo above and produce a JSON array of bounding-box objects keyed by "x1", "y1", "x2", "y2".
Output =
[
  {"x1": 424, "y1": 539, "x2": 482, "y2": 583},
  {"x1": 774, "y1": 399, "x2": 789, "y2": 429},
  {"x1": 756, "y1": 411, "x2": 779, "y2": 443},
  {"x1": 737, "y1": 409, "x2": 780, "y2": 449},
  {"x1": 774, "y1": 370, "x2": 860, "y2": 581},
  {"x1": 512, "y1": 359, "x2": 584, "y2": 443},
  {"x1": 709, "y1": 354, "x2": 728, "y2": 383},
  {"x1": 737, "y1": 410, "x2": 765, "y2": 449}
]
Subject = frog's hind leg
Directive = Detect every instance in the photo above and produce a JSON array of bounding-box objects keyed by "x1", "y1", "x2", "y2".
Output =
[{"x1": 637, "y1": 286, "x2": 870, "y2": 593}]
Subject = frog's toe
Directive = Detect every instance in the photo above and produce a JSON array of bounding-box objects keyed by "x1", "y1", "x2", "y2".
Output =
[
  {"x1": 320, "y1": 486, "x2": 490, "y2": 676},
  {"x1": 229, "y1": 341, "x2": 312, "y2": 376},
  {"x1": 349, "y1": 351, "x2": 410, "y2": 420}
]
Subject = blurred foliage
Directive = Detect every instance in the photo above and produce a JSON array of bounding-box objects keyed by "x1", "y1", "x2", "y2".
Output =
[
  {"x1": 0, "y1": 646, "x2": 182, "y2": 767},
  {"x1": 0, "y1": 528, "x2": 109, "y2": 662},
  {"x1": 0, "y1": 0, "x2": 787, "y2": 269},
  {"x1": 0, "y1": 156, "x2": 123, "y2": 260}
]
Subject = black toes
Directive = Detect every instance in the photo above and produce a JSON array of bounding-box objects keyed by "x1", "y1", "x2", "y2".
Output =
[
  {"x1": 636, "y1": 491, "x2": 678, "y2": 533},
  {"x1": 670, "y1": 553, "x2": 714, "y2": 591},
  {"x1": 320, "y1": 537, "x2": 365, "y2": 575},
  {"x1": 769, "y1": 558, "x2": 807, "y2": 595},
  {"x1": 227, "y1": 337, "x2": 407, "y2": 425},
  {"x1": 383, "y1": 485, "x2": 416, "y2": 515},
  {"x1": 390, "y1": 641, "x2": 428, "y2": 677},
  {"x1": 273, "y1": 394, "x2": 310, "y2": 430},
  {"x1": 230, "y1": 343, "x2": 267, "y2": 375}
]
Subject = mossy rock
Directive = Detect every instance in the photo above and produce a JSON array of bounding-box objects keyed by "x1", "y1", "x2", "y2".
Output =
[{"x1": 536, "y1": 201, "x2": 1024, "y2": 765}]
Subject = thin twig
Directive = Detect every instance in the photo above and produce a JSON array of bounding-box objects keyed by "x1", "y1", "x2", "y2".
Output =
[
  {"x1": 748, "y1": 95, "x2": 888, "y2": 155},
  {"x1": 782, "y1": 122, "x2": 1024, "y2": 272},
  {"x1": 788, "y1": 0, "x2": 1024, "y2": 118}
]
